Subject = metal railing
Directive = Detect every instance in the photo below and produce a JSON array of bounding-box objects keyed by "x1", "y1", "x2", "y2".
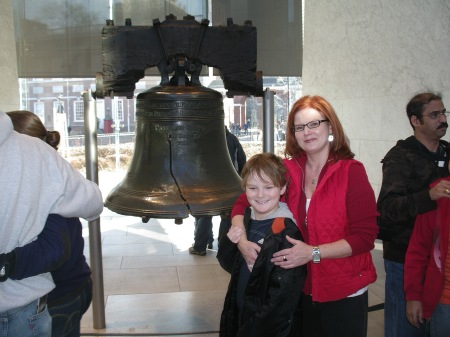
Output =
[{"x1": 67, "y1": 132, "x2": 136, "y2": 147}]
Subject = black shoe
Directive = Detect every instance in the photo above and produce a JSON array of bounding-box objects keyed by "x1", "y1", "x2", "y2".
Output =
[
  {"x1": 189, "y1": 246, "x2": 207, "y2": 256},
  {"x1": 207, "y1": 242, "x2": 213, "y2": 249}
]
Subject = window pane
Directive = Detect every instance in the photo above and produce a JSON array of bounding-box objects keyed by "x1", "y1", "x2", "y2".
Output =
[
  {"x1": 20, "y1": 75, "x2": 301, "y2": 140},
  {"x1": 74, "y1": 100, "x2": 84, "y2": 121},
  {"x1": 32, "y1": 86, "x2": 44, "y2": 94},
  {"x1": 34, "y1": 101, "x2": 45, "y2": 123},
  {"x1": 211, "y1": 0, "x2": 302, "y2": 76},
  {"x1": 13, "y1": 0, "x2": 109, "y2": 78},
  {"x1": 112, "y1": 0, "x2": 207, "y2": 25},
  {"x1": 116, "y1": 99, "x2": 124, "y2": 121},
  {"x1": 14, "y1": 0, "x2": 301, "y2": 78}
]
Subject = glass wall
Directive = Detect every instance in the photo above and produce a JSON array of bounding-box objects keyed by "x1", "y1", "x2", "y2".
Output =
[
  {"x1": 19, "y1": 75, "x2": 301, "y2": 164},
  {"x1": 13, "y1": 0, "x2": 302, "y2": 78},
  {"x1": 14, "y1": 0, "x2": 303, "y2": 173}
]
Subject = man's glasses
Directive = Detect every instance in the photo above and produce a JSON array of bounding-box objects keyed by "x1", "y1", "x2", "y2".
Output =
[
  {"x1": 422, "y1": 110, "x2": 448, "y2": 120},
  {"x1": 292, "y1": 119, "x2": 328, "y2": 132}
]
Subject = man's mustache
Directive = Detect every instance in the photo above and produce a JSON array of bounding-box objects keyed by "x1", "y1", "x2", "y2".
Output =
[{"x1": 438, "y1": 122, "x2": 448, "y2": 129}]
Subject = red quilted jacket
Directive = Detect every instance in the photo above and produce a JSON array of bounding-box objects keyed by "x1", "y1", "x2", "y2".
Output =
[{"x1": 284, "y1": 156, "x2": 378, "y2": 302}]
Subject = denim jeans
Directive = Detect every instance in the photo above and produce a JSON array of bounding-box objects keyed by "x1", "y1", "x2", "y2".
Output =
[
  {"x1": 48, "y1": 278, "x2": 92, "y2": 337},
  {"x1": 384, "y1": 259, "x2": 427, "y2": 337},
  {"x1": 193, "y1": 216, "x2": 213, "y2": 251},
  {"x1": 0, "y1": 297, "x2": 52, "y2": 337},
  {"x1": 430, "y1": 303, "x2": 450, "y2": 337}
]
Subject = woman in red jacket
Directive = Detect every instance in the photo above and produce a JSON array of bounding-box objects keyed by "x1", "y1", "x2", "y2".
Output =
[
  {"x1": 229, "y1": 95, "x2": 378, "y2": 337},
  {"x1": 404, "y1": 175, "x2": 450, "y2": 337}
]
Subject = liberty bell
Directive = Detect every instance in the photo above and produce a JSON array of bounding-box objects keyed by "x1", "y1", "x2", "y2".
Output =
[
  {"x1": 105, "y1": 60, "x2": 243, "y2": 221},
  {"x1": 96, "y1": 15, "x2": 263, "y2": 222}
]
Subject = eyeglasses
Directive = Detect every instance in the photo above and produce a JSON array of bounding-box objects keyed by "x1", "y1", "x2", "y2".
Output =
[
  {"x1": 422, "y1": 110, "x2": 448, "y2": 120},
  {"x1": 292, "y1": 119, "x2": 328, "y2": 132}
]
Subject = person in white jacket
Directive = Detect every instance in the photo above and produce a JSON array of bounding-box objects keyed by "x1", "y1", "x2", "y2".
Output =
[{"x1": 0, "y1": 110, "x2": 103, "y2": 337}]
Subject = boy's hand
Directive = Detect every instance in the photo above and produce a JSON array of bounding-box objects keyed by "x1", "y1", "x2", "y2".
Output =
[
  {"x1": 237, "y1": 238, "x2": 260, "y2": 271},
  {"x1": 227, "y1": 226, "x2": 244, "y2": 243}
]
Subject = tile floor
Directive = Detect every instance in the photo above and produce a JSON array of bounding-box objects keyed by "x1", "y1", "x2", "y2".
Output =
[{"x1": 80, "y1": 208, "x2": 385, "y2": 337}]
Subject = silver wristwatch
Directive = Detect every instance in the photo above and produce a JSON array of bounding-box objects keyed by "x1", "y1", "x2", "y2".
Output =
[{"x1": 312, "y1": 246, "x2": 321, "y2": 263}]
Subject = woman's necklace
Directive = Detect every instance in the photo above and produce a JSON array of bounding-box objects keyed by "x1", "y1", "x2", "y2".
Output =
[
  {"x1": 308, "y1": 159, "x2": 332, "y2": 186},
  {"x1": 307, "y1": 167, "x2": 321, "y2": 186}
]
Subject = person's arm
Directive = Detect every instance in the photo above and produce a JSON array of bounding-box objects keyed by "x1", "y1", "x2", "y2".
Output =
[
  {"x1": 50, "y1": 151, "x2": 103, "y2": 221},
  {"x1": 230, "y1": 193, "x2": 250, "y2": 221},
  {"x1": 229, "y1": 194, "x2": 260, "y2": 268},
  {"x1": 10, "y1": 214, "x2": 71, "y2": 280},
  {"x1": 404, "y1": 211, "x2": 434, "y2": 326},
  {"x1": 318, "y1": 163, "x2": 378, "y2": 259},
  {"x1": 377, "y1": 149, "x2": 435, "y2": 225},
  {"x1": 342, "y1": 163, "x2": 379, "y2": 254}
]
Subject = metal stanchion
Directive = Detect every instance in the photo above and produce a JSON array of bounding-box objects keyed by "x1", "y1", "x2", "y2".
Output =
[
  {"x1": 262, "y1": 88, "x2": 275, "y2": 153},
  {"x1": 83, "y1": 90, "x2": 106, "y2": 329}
]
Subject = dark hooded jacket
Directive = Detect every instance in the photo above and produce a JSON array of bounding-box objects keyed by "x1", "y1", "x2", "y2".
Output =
[
  {"x1": 377, "y1": 136, "x2": 449, "y2": 263},
  {"x1": 218, "y1": 208, "x2": 306, "y2": 337}
]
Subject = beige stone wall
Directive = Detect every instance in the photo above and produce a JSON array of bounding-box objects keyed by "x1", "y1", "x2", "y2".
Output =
[
  {"x1": 302, "y1": 0, "x2": 450, "y2": 195},
  {"x1": 0, "y1": 0, "x2": 19, "y2": 112}
]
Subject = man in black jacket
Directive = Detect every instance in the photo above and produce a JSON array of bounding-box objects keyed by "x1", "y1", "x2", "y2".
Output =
[{"x1": 377, "y1": 92, "x2": 449, "y2": 337}]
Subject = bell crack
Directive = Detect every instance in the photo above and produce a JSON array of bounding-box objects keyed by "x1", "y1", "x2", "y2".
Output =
[{"x1": 167, "y1": 135, "x2": 192, "y2": 214}]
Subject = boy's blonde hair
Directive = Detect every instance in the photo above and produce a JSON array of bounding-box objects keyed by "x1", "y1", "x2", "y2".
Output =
[{"x1": 241, "y1": 153, "x2": 287, "y2": 189}]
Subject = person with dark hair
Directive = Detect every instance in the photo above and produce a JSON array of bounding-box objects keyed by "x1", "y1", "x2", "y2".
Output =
[
  {"x1": 219, "y1": 153, "x2": 306, "y2": 336},
  {"x1": 377, "y1": 92, "x2": 449, "y2": 337},
  {"x1": 6, "y1": 110, "x2": 93, "y2": 337},
  {"x1": 0, "y1": 110, "x2": 103, "y2": 337},
  {"x1": 228, "y1": 95, "x2": 378, "y2": 337},
  {"x1": 189, "y1": 126, "x2": 246, "y2": 256}
]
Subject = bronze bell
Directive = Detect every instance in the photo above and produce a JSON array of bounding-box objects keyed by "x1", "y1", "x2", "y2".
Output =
[{"x1": 104, "y1": 82, "x2": 243, "y2": 222}]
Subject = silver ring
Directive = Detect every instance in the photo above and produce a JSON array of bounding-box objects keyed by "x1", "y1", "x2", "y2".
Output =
[
  {"x1": 283, "y1": 256, "x2": 287, "y2": 262},
  {"x1": 446, "y1": 188, "x2": 450, "y2": 194}
]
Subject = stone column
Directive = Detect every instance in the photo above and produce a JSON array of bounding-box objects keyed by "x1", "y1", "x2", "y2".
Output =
[
  {"x1": 302, "y1": 0, "x2": 450, "y2": 194},
  {"x1": 0, "y1": 0, "x2": 19, "y2": 112}
]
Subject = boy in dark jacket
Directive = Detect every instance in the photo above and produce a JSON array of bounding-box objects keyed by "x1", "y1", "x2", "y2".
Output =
[{"x1": 218, "y1": 153, "x2": 306, "y2": 337}]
